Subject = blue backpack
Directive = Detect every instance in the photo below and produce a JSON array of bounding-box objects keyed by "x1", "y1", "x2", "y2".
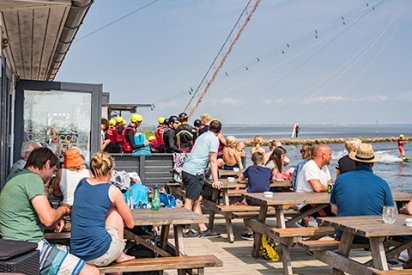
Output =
[{"x1": 133, "y1": 133, "x2": 151, "y2": 156}]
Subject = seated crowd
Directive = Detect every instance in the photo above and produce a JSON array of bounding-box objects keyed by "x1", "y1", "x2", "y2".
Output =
[{"x1": 1, "y1": 111, "x2": 410, "y2": 274}]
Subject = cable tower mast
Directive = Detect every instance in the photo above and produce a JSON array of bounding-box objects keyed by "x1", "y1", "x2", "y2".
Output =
[{"x1": 184, "y1": 0, "x2": 261, "y2": 118}]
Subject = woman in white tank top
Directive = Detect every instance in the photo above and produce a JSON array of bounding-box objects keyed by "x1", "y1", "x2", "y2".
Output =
[{"x1": 52, "y1": 147, "x2": 90, "y2": 206}]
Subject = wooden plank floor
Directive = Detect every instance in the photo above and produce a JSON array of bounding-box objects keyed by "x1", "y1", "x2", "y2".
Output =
[{"x1": 163, "y1": 215, "x2": 405, "y2": 275}]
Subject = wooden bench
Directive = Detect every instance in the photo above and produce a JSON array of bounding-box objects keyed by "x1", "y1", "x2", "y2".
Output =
[
  {"x1": 204, "y1": 202, "x2": 299, "y2": 243},
  {"x1": 98, "y1": 255, "x2": 223, "y2": 274},
  {"x1": 371, "y1": 270, "x2": 412, "y2": 275},
  {"x1": 246, "y1": 219, "x2": 335, "y2": 245},
  {"x1": 298, "y1": 239, "x2": 402, "y2": 252}
]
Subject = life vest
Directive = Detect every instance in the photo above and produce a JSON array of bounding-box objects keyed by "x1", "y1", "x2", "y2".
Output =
[
  {"x1": 106, "y1": 126, "x2": 116, "y2": 144},
  {"x1": 122, "y1": 125, "x2": 136, "y2": 153},
  {"x1": 175, "y1": 124, "x2": 195, "y2": 152},
  {"x1": 115, "y1": 125, "x2": 124, "y2": 143},
  {"x1": 155, "y1": 125, "x2": 166, "y2": 146}
]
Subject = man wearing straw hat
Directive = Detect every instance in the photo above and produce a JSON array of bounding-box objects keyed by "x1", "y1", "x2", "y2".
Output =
[{"x1": 330, "y1": 143, "x2": 394, "y2": 243}]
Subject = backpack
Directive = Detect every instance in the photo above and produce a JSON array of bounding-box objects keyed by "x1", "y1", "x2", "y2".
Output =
[{"x1": 133, "y1": 133, "x2": 151, "y2": 156}]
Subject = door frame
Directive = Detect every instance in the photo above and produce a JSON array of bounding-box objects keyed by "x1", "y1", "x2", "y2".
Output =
[{"x1": 14, "y1": 80, "x2": 102, "y2": 162}]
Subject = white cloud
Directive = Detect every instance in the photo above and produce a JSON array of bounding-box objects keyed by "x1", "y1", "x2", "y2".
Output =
[
  {"x1": 303, "y1": 96, "x2": 346, "y2": 104},
  {"x1": 353, "y1": 95, "x2": 388, "y2": 102},
  {"x1": 263, "y1": 98, "x2": 285, "y2": 105}
]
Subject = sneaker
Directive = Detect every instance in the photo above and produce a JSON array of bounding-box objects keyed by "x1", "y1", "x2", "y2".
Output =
[
  {"x1": 183, "y1": 229, "x2": 200, "y2": 238},
  {"x1": 240, "y1": 233, "x2": 254, "y2": 241},
  {"x1": 387, "y1": 258, "x2": 400, "y2": 265},
  {"x1": 199, "y1": 229, "x2": 220, "y2": 238}
]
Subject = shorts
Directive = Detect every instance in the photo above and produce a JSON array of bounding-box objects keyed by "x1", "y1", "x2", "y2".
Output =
[
  {"x1": 38, "y1": 239, "x2": 85, "y2": 275},
  {"x1": 299, "y1": 204, "x2": 334, "y2": 218},
  {"x1": 182, "y1": 171, "x2": 204, "y2": 201},
  {"x1": 87, "y1": 225, "x2": 126, "y2": 267},
  {"x1": 223, "y1": 164, "x2": 239, "y2": 170}
]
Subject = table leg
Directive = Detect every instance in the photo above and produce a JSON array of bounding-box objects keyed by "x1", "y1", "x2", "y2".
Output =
[
  {"x1": 332, "y1": 231, "x2": 354, "y2": 275},
  {"x1": 174, "y1": 225, "x2": 185, "y2": 256},
  {"x1": 275, "y1": 206, "x2": 286, "y2": 228},
  {"x1": 160, "y1": 225, "x2": 170, "y2": 251},
  {"x1": 222, "y1": 189, "x2": 229, "y2": 205},
  {"x1": 208, "y1": 189, "x2": 219, "y2": 230},
  {"x1": 369, "y1": 237, "x2": 388, "y2": 271},
  {"x1": 280, "y1": 238, "x2": 294, "y2": 275},
  {"x1": 225, "y1": 217, "x2": 235, "y2": 243},
  {"x1": 252, "y1": 204, "x2": 268, "y2": 258}
]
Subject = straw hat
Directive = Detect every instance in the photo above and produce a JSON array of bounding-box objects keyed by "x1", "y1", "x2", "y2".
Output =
[
  {"x1": 64, "y1": 147, "x2": 84, "y2": 168},
  {"x1": 349, "y1": 143, "x2": 381, "y2": 163}
]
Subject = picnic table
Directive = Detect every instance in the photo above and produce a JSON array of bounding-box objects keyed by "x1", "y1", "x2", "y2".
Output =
[
  {"x1": 243, "y1": 191, "x2": 412, "y2": 275},
  {"x1": 202, "y1": 177, "x2": 292, "y2": 242},
  {"x1": 317, "y1": 215, "x2": 412, "y2": 275},
  {"x1": 125, "y1": 207, "x2": 207, "y2": 256},
  {"x1": 218, "y1": 169, "x2": 242, "y2": 178}
]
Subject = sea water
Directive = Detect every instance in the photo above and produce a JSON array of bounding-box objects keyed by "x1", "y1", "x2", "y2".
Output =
[{"x1": 222, "y1": 125, "x2": 412, "y2": 193}]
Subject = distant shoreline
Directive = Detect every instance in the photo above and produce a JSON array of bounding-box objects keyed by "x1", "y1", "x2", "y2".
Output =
[{"x1": 240, "y1": 137, "x2": 412, "y2": 146}]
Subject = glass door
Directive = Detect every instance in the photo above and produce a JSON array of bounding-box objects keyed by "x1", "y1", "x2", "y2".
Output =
[{"x1": 14, "y1": 80, "x2": 102, "y2": 162}]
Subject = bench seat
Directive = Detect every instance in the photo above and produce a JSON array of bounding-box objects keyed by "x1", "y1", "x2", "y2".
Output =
[
  {"x1": 98, "y1": 255, "x2": 223, "y2": 274},
  {"x1": 271, "y1": 226, "x2": 335, "y2": 238},
  {"x1": 372, "y1": 270, "x2": 412, "y2": 275}
]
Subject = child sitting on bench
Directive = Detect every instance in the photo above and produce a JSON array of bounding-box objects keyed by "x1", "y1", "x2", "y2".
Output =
[{"x1": 238, "y1": 152, "x2": 272, "y2": 240}]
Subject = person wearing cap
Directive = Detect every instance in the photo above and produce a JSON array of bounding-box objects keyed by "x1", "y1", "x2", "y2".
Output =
[
  {"x1": 330, "y1": 143, "x2": 394, "y2": 243},
  {"x1": 163, "y1": 115, "x2": 181, "y2": 153},
  {"x1": 51, "y1": 147, "x2": 91, "y2": 206},
  {"x1": 175, "y1": 112, "x2": 197, "y2": 153},
  {"x1": 122, "y1": 113, "x2": 149, "y2": 153},
  {"x1": 154, "y1": 117, "x2": 167, "y2": 153}
]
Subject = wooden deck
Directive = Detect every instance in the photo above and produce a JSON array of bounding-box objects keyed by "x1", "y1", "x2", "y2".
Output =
[{"x1": 163, "y1": 215, "x2": 406, "y2": 275}]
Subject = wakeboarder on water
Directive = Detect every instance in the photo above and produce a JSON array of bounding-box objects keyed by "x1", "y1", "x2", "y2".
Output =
[{"x1": 398, "y1": 134, "x2": 409, "y2": 162}]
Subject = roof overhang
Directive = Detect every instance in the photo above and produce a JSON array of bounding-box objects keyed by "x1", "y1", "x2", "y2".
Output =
[{"x1": 0, "y1": 0, "x2": 93, "y2": 81}]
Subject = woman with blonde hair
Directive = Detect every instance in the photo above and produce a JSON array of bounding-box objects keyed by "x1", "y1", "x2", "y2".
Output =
[
  {"x1": 222, "y1": 136, "x2": 243, "y2": 170},
  {"x1": 292, "y1": 143, "x2": 315, "y2": 191},
  {"x1": 71, "y1": 152, "x2": 134, "y2": 267},
  {"x1": 250, "y1": 135, "x2": 265, "y2": 155}
]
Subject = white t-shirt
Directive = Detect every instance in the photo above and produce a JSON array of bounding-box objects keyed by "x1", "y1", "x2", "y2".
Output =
[
  {"x1": 295, "y1": 160, "x2": 331, "y2": 193},
  {"x1": 60, "y1": 168, "x2": 90, "y2": 205}
]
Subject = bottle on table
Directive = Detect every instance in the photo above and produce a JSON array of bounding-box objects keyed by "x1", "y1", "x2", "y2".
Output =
[
  {"x1": 128, "y1": 192, "x2": 134, "y2": 209},
  {"x1": 151, "y1": 185, "x2": 160, "y2": 211}
]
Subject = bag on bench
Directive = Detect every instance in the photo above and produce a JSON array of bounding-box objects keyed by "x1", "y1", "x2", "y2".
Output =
[
  {"x1": 124, "y1": 243, "x2": 159, "y2": 275},
  {"x1": 260, "y1": 234, "x2": 279, "y2": 262}
]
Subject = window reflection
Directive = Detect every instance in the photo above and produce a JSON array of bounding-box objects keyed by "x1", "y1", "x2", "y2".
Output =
[{"x1": 24, "y1": 90, "x2": 92, "y2": 160}]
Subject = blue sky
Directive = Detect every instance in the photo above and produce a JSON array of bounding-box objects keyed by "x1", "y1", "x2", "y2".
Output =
[{"x1": 57, "y1": 0, "x2": 412, "y2": 125}]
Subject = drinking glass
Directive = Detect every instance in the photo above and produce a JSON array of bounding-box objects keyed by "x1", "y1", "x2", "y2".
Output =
[{"x1": 382, "y1": 206, "x2": 397, "y2": 224}]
